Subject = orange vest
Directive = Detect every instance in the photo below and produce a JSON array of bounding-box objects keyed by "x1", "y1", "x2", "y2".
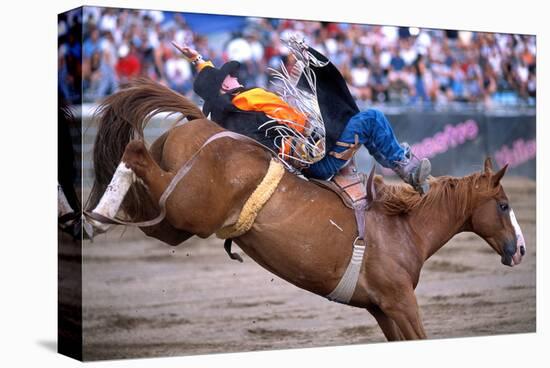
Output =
[
  {"x1": 197, "y1": 62, "x2": 307, "y2": 157},
  {"x1": 232, "y1": 88, "x2": 307, "y2": 157},
  {"x1": 232, "y1": 88, "x2": 307, "y2": 132}
]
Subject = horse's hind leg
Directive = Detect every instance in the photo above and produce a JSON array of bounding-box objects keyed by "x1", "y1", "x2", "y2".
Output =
[
  {"x1": 366, "y1": 305, "x2": 404, "y2": 341},
  {"x1": 122, "y1": 140, "x2": 196, "y2": 245},
  {"x1": 122, "y1": 139, "x2": 174, "y2": 203},
  {"x1": 90, "y1": 139, "x2": 172, "y2": 219}
]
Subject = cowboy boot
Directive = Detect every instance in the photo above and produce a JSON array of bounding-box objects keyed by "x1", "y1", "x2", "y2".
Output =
[{"x1": 392, "y1": 145, "x2": 431, "y2": 194}]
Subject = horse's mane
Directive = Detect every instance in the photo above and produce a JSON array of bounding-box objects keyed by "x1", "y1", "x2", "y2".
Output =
[{"x1": 374, "y1": 172, "x2": 500, "y2": 216}]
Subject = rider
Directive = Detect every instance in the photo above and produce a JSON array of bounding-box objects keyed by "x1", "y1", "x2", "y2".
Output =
[{"x1": 173, "y1": 40, "x2": 431, "y2": 193}]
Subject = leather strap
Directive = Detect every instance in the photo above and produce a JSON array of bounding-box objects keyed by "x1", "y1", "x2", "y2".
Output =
[
  {"x1": 334, "y1": 134, "x2": 359, "y2": 148},
  {"x1": 326, "y1": 164, "x2": 376, "y2": 304},
  {"x1": 329, "y1": 134, "x2": 360, "y2": 161}
]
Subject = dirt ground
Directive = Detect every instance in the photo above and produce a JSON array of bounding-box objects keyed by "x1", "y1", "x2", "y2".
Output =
[{"x1": 79, "y1": 177, "x2": 536, "y2": 361}]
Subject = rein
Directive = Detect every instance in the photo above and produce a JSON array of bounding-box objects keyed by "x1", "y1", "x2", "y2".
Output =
[{"x1": 85, "y1": 131, "x2": 287, "y2": 228}]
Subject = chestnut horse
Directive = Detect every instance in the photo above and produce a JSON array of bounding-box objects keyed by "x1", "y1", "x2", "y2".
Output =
[{"x1": 87, "y1": 78, "x2": 525, "y2": 340}]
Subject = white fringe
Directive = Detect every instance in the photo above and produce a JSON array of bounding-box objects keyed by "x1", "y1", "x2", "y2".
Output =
[{"x1": 265, "y1": 35, "x2": 329, "y2": 165}]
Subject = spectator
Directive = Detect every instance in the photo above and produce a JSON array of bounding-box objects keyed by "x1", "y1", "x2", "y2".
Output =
[
  {"x1": 64, "y1": 6, "x2": 535, "y2": 108},
  {"x1": 83, "y1": 27, "x2": 101, "y2": 58},
  {"x1": 411, "y1": 56, "x2": 434, "y2": 104},
  {"x1": 450, "y1": 61, "x2": 467, "y2": 101},
  {"x1": 481, "y1": 63, "x2": 497, "y2": 106},
  {"x1": 369, "y1": 63, "x2": 390, "y2": 103},
  {"x1": 514, "y1": 59, "x2": 530, "y2": 99},
  {"x1": 350, "y1": 57, "x2": 371, "y2": 101},
  {"x1": 83, "y1": 50, "x2": 118, "y2": 101},
  {"x1": 464, "y1": 72, "x2": 483, "y2": 103},
  {"x1": 116, "y1": 43, "x2": 141, "y2": 84},
  {"x1": 400, "y1": 38, "x2": 419, "y2": 66},
  {"x1": 98, "y1": 8, "x2": 117, "y2": 33},
  {"x1": 388, "y1": 45, "x2": 412, "y2": 96},
  {"x1": 527, "y1": 69, "x2": 536, "y2": 99},
  {"x1": 58, "y1": 20, "x2": 82, "y2": 104},
  {"x1": 164, "y1": 54, "x2": 192, "y2": 95}
]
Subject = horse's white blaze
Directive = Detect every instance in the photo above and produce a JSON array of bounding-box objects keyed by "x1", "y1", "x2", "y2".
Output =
[
  {"x1": 89, "y1": 162, "x2": 135, "y2": 230},
  {"x1": 58, "y1": 183, "x2": 74, "y2": 217},
  {"x1": 509, "y1": 209, "x2": 526, "y2": 265}
]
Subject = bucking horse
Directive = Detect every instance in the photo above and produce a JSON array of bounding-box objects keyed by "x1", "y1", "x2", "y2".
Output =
[{"x1": 85, "y1": 78, "x2": 526, "y2": 340}]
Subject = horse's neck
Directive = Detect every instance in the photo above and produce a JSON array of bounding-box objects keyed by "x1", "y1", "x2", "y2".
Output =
[{"x1": 409, "y1": 185, "x2": 472, "y2": 261}]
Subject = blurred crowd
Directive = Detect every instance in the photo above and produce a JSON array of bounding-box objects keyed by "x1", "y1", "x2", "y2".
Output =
[{"x1": 58, "y1": 7, "x2": 536, "y2": 109}]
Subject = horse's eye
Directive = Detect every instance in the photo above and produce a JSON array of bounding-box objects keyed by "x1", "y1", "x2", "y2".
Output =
[{"x1": 499, "y1": 203, "x2": 509, "y2": 212}]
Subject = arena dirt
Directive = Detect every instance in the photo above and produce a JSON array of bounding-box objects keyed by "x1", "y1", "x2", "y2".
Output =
[{"x1": 77, "y1": 177, "x2": 536, "y2": 360}]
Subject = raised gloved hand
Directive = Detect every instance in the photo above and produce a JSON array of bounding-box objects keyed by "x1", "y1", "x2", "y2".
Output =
[{"x1": 171, "y1": 42, "x2": 199, "y2": 61}]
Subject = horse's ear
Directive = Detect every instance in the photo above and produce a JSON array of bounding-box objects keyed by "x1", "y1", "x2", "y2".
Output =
[
  {"x1": 491, "y1": 164, "x2": 508, "y2": 187},
  {"x1": 484, "y1": 157, "x2": 493, "y2": 174}
]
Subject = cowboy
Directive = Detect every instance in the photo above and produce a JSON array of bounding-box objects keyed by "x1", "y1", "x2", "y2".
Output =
[
  {"x1": 172, "y1": 42, "x2": 310, "y2": 162},
  {"x1": 173, "y1": 41, "x2": 431, "y2": 193}
]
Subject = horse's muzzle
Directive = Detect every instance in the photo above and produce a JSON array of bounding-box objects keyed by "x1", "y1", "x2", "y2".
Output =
[
  {"x1": 501, "y1": 239, "x2": 524, "y2": 267},
  {"x1": 501, "y1": 253, "x2": 513, "y2": 267}
]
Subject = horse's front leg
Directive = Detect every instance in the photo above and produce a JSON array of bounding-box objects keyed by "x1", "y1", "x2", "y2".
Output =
[
  {"x1": 366, "y1": 259, "x2": 427, "y2": 340},
  {"x1": 365, "y1": 304, "x2": 404, "y2": 341},
  {"x1": 378, "y1": 286, "x2": 427, "y2": 340}
]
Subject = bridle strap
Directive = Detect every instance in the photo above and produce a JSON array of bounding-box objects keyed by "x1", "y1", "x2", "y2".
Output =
[{"x1": 85, "y1": 131, "x2": 285, "y2": 228}]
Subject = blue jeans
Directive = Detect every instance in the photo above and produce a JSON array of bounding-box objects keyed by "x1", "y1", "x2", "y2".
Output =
[{"x1": 306, "y1": 109, "x2": 406, "y2": 180}]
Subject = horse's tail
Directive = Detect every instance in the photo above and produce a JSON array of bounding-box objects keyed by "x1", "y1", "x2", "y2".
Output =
[{"x1": 86, "y1": 77, "x2": 205, "y2": 220}]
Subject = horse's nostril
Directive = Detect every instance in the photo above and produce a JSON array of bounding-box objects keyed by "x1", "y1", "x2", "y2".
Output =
[
  {"x1": 504, "y1": 242, "x2": 516, "y2": 257},
  {"x1": 520, "y1": 246, "x2": 526, "y2": 256}
]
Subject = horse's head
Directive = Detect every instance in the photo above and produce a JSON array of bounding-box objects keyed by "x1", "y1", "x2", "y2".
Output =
[{"x1": 469, "y1": 158, "x2": 526, "y2": 267}]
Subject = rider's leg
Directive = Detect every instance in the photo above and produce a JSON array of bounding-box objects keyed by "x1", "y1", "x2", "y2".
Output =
[
  {"x1": 304, "y1": 146, "x2": 348, "y2": 180},
  {"x1": 305, "y1": 109, "x2": 431, "y2": 193},
  {"x1": 340, "y1": 109, "x2": 431, "y2": 192},
  {"x1": 344, "y1": 109, "x2": 406, "y2": 167}
]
